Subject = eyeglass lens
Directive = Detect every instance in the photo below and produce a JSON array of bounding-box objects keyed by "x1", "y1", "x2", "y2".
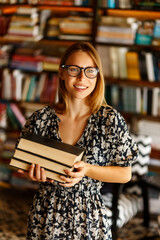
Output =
[{"x1": 67, "y1": 66, "x2": 98, "y2": 79}]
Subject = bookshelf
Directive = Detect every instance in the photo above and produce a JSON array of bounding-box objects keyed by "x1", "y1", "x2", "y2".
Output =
[
  {"x1": 96, "y1": 2, "x2": 160, "y2": 162},
  {"x1": 0, "y1": 1, "x2": 160, "y2": 188}
]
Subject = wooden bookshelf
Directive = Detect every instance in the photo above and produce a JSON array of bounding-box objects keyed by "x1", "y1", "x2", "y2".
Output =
[
  {"x1": 0, "y1": 4, "x2": 93, "y2": 13},
  {"x1": 1, "y1": 1, "x2": 160, "y2": 185}
]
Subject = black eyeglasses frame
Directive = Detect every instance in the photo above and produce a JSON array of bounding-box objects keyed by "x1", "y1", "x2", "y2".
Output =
[{"x1": 60, "y1": 64, "x2": 99, "y2": 79}]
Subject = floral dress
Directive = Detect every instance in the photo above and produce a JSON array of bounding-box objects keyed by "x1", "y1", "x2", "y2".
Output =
[{"x1": 19, "y1": 105, "x2": 138, "y2": 240}]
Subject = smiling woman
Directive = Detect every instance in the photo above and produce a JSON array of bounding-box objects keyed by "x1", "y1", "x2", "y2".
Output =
[{"x1": 16, "y1": 41, "x2": 138, "y2": 240}]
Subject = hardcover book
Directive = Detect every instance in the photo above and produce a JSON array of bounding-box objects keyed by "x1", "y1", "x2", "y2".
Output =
[{"x1": 10, "y1": 134, "x2": 85, "y2": 182}]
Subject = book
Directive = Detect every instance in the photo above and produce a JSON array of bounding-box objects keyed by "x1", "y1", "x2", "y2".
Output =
[
  {"x1": 126, "y1": 51, "x2": 141, "y2": 81},
  {"x1": 118, "y1": 47, "x2": 128, "y2": 79},
  {"x1": 10, "y1": 103, "x2": 26, "y2": 128},
  {"x1": 10, "y1": 133, "x2": 85, "y2": 182},
  {"x1": 145, "y1": 52, "x2": 155, "y2": 82}
]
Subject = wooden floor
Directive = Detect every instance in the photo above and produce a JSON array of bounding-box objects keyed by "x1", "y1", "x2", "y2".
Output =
[{"x1": 0, "y1": 186, "x2": 159, "y2": 240}]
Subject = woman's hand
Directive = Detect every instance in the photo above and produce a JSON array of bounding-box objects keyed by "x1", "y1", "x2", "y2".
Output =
[
  {"x1": 18, "y1": 163, "x2": 54, "y2": 183},
  {"x1": 59, "y1": 161, "x2": 88, "y2": 187}
]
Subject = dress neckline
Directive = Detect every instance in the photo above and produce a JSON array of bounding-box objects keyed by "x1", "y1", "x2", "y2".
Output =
[{"x1": 53, "y1": 109, "x2": 94, "y2": 147}]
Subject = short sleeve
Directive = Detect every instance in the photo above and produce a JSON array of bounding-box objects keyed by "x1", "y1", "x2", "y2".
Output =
[
  {"x1": 106, "y1": 110, "x2": 138, "y2": 167},
  {"x1": 15, "y1": 110, "x2": 40, "y2": 147}
]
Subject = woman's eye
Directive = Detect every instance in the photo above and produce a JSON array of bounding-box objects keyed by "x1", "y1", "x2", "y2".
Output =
[
  {"x1": 87, "y1": 68, "x2": 94, "y2": 73},
  {"x1": 70, "y1": 67, "x2": 78, "y2": 72}
]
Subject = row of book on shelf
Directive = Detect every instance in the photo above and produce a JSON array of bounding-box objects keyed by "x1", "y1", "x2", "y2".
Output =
[
  {"x1": 101, "y1": 0, "x2": 160, "y2": 9},
  {"x1": 105, "y1": 85, "x2": 160, "y2": 117},
  {"x1": 97, "y1": 16, "x2": 160, "y2": 46},
  {"x1": 0, "y1": 0, "x2": 91, "y2": 5},
  {"x1": 1, "y1": 6, "x2": 160, "y2": 45},
  {"x1": 0, "y1": 43, "x2": 64, "y2": 72},
  {"x1": 0, "y1": 0, "x2": 159, "y2": 10},
  {"x1": 1, "y1": 69, "x2": 58, "y2": 103},
  {"x1": 1, "y1": 6, "x2": 93, "y2": 42},
  {"x1": 2, "y1": 43, "x2": 160, "y2": 82},
  {"x1": 97, "y1": 45, "x2": 160, "y2": 82}
]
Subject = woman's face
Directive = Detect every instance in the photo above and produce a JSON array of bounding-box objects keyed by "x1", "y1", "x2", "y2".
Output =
[{"x1": 61, "y1": 51, "x2": 97, "y2": 102}]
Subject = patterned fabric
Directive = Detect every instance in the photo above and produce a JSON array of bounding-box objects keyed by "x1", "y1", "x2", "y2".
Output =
[{"x1": 19, "y1": 105, "x2": 138, "y2": 240}]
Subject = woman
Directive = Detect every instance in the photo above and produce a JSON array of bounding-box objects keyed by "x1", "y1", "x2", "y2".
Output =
[{"x1": 18, "y1": 42, "x2": 138, "y2": 239}]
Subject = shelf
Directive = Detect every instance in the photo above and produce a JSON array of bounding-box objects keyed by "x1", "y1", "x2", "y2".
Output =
[
  {"x1": 96, "y1": 42, "x2": 160, "y2": 50},
  {"x1": 105, "y1": 78, "x2": 160, "y2": 88},
  {"x1": 0, "y1": 6, "x2": 17, "y2": 14},
  {"x1": 0, "y1": 4, "x2": 93, "y2": 13},
  {"x1": 104, "y1": 9, "x2": 160, "y2": 20}
]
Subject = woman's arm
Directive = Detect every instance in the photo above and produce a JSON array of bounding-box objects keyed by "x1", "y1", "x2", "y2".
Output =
[
  {"x1": 59, "y1": 161, "x2": 132, "y2": 187},
  {"x1": 84, "y1": 163, "x2": 131, "y2": 183}
]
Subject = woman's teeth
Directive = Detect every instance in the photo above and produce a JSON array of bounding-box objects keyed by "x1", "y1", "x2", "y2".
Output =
[{"x1": 75, "y1": 85, "x2": 87, "y2": 89}]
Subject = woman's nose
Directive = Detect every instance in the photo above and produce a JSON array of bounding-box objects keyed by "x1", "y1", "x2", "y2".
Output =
[{"x1": 77, "y1": 68, "x2": 85, "y2": 79}]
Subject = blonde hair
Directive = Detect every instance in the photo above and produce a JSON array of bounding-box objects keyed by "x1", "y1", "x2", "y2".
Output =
[{"x1": 53, "y1": 42, "x2": 107, "y2": 113}]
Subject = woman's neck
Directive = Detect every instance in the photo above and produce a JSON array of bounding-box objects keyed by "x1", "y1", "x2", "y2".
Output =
[{"x1": 66, "y1": 99, "x2": 91, "y2": 120}]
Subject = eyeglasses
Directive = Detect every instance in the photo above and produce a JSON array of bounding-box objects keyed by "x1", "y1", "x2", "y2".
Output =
[{"x1": 61, "y1": 65, "x2": 99, "y2": 79}]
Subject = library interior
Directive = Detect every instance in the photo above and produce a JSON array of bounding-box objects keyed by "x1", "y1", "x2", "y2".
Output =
[{"x1": 0, "y1": 0, "x2": 160, "y2": 240}]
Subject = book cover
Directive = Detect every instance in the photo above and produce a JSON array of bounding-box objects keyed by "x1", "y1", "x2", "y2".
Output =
[{"x1": 10, "y1": 134, "x2": 85, "y2": 182}]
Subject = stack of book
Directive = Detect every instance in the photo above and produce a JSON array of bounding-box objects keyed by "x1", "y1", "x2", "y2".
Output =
[
  {"x1": 45, "y1": 17, "x2": 61, "y2": 40},
  {"x1": 10, "y1": 44, "x2": 62, "y2": 72},
  {"x1": 10, "y1": 133, "x2": 84, "y2": 182},
  {"x1": 10, "y1": 45, "x2": 43, "y2": 72},
  {"x1": 59, "y1": 15, "x2": 92, "y2": 41},
  {"x1": 5, "y1": 7, "x2": 42, "y2": 42},
  {"x1": 96, "y1": 16, "x2": 136, "y2": 45}
]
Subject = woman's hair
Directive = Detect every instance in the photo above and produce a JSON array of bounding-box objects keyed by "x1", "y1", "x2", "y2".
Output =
[{"x1": 54, "y1": 41, "x2": 107, "y2": 113}]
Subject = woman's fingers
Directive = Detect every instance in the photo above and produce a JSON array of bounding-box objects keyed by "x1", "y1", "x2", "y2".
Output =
[
  {"x1": 41, "y1": 168, "x2": 47, "y2": 182},
  {"x1": 35, "y1": 164, "x2": 41, "y2": 180},
  {"x1": 19, "y1": 164, "x2": 53, "y2": 183},
  {"x1": 28, "y1": 163, "x2": 35, "y2": 179}
]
